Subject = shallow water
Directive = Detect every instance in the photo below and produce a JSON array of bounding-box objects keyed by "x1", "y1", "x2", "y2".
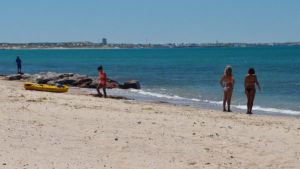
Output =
[{"x1": 0, "y1": 47, "x2": 299, "y2": 115}]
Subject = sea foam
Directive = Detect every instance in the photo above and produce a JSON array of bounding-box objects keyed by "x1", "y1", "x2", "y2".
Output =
[{"x1": 129, "y1": 89, "x2": 300, "y2": 115}]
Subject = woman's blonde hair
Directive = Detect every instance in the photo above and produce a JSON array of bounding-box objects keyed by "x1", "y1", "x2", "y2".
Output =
[{"x1": 224, "y1": 65, "x2": 233, "y2": 76}]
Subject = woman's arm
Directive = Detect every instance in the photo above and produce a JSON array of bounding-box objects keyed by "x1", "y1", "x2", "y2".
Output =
[
  {"x1": 220, "y1": 75, "x2": 225, "y2": 88},
  {"x1": 219, "y1": 76, "x2": 224, "y2": 87},
  {"x1": 255, "y1": 76, "x2": 261, "y2": 91}
]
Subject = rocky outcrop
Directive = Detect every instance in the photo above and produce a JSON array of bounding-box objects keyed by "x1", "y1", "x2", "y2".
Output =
[
  {"x1": 119, "y1": 80, "x2": 141, "y2": 89},
  {"x1": 6, "y1": 74, "x2": 31, "y2": 81},
  {"x1": 6, "y1": 74, "x2": 23, "y2": 81},
  {"x1": 4, "y1": 72, "x2": 140, "y2": 89}
]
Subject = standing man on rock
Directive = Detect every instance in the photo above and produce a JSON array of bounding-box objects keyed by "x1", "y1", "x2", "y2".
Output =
[
  {"x1": 16, "y1": 56, "x2": 22, "y2": 74},
  {"x1": 96, "y1": 66, "x2": 107, "y2": 98}
]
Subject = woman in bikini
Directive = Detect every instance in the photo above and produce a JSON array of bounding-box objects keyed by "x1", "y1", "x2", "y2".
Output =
[
  {"x1": 244, "y1": 68, "x2": 261, "y2": 114},
  {"x1": 220, "y1": 65, "x2": 235, "y2": 112}
]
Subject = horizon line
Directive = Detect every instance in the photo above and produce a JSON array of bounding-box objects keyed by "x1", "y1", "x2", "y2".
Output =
[{"x1": 1, "y1": 41, "x2": 300, "y2": 44}]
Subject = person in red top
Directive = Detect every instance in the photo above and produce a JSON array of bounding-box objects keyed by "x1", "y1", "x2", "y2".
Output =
[{"x1": 96, "y1": 66, "x2": 107, "y2": 98}]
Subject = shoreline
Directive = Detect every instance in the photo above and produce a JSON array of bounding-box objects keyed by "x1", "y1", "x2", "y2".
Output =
[
  {"x1": 0, "y1": 79, "x2": 299, "y2": 168},
  {"x1": 2, "y1": 74, "x2": 300, "y2": 117},
  {"x1": 87, "y1": 87, "x2": 300, "y2": 117}
]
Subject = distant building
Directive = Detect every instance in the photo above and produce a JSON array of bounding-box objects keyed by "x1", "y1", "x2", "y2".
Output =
[{"x1": 102, "y1": 38, "x2": 107, "y2": 45}]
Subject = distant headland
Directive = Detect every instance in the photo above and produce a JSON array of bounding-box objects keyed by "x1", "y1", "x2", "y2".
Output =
[{"x1": 1, "y1": 41, "x2": 300, "y2": 49}]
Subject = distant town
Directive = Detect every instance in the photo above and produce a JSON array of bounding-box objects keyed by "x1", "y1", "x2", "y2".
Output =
[{"x1": 1, "y1": 38, "x2": 300, "y2": 49}]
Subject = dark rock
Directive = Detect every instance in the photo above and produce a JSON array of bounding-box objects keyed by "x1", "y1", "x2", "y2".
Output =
[
  {"x1": 6, "y1": 74, "x2": 32, "y2": 81},
  {"x1": 87, "y1": 78, "x2": 119, "y2": 89},
  {"x1": 74, "y1": 77, "x2": 93, "y2": 86},
  {"x1": 56, "y1": 79, "x2": 77, "y2": 85},
  {"x1": 21, "y1": 74, "x2": 31, "y2": 80},
  {"x1": 37, "y1": 78, "x2": 54, "y2": 84},
  {"x1": 87, "y1": 80, "x2": 99, "y2": 88},
  {"x1": 106, "y1": 78, "x2": 120, "y2": 89},
  {"x1": 120, "y1": 80, "x2": 141, "y2": 89},
  {"x1": 77, "y1": 82, "x2": 92, "y2": 88},
  {"x1": 35, "y1": 72, "x2": 61, "y2": 84},
  {"x1": 58, "y1": 73, "x2": 74, "y2": 79},
  {"x1": 6, "y1": 74, "x2": 23, "y2": 80}
]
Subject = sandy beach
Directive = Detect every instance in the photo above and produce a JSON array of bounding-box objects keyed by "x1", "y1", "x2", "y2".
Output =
[{"x1": 0, "y1": 79, "x2": 299, "y2": 169}]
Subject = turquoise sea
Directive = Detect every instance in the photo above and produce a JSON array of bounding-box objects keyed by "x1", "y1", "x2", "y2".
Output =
[{"x1": 0, "y1": 47, "x2": 299, "y2": 115}]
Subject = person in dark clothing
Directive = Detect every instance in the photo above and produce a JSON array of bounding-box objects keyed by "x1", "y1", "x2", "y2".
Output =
[
  {"x1": 244, "y1": 68, "x2": 261, "y2": 114},
  {"x1": 16, "y1": 56, "x2": 22, "y2": 74}
]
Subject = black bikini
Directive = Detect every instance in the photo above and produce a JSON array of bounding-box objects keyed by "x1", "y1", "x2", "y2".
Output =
[{"x1": 246, "y1": 87, "x2": 256, "y2": 93}]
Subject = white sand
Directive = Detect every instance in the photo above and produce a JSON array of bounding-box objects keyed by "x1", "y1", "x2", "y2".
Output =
[{"x1": 0, "y1": 79, "x2": 299, "y2": 169}]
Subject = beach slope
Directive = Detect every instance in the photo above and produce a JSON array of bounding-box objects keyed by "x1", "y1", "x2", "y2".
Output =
[{"x1": 0, "y1": 80, "x2": 299, "y2": 169}]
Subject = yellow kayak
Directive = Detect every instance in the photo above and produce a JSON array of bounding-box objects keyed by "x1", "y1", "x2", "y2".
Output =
[{"x1": 24, "y1": 82, "x2": 69, "y2": 93}]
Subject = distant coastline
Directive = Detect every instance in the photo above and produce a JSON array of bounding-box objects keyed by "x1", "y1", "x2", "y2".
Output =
[{"x1": 1, "y1": 41, "x2": 300, "y2": 50}]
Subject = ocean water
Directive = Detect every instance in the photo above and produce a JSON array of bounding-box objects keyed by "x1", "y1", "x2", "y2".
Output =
[{"x1": 0, "y1": 47, "x2": 299, "y2": 116}]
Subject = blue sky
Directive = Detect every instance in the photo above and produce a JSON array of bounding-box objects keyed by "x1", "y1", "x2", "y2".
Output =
[{"x1": 0, "y1": 0, "x2": 299, "y2": 43}]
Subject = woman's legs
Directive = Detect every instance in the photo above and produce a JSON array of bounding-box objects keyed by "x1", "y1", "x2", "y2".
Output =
[
  {"x1": 245, "y1": 90, "x2": 251, "y2": 113},
  {"x1": 249, "y1": 90, "x2": 256, "y2": 113},
  {"x1": 227, "y1": 89, "x2": 233, "y2": 112},
  {"x1": 223, "y1": 90, "x2": 227, "y2": 111},
  {"x1": 223, "y1": 89, "x2": 233, "y2": 112}
]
